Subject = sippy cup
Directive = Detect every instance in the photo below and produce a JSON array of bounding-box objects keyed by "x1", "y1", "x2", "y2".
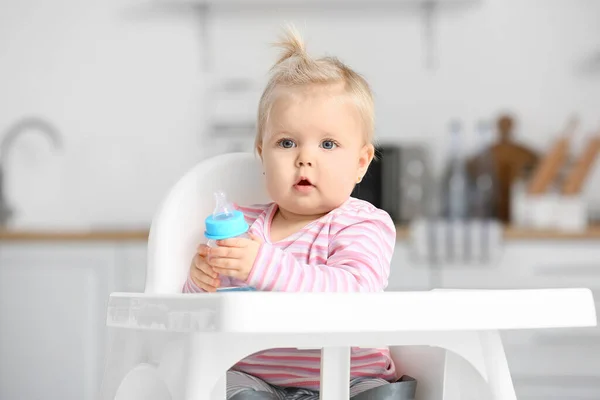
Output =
[{"x1": 204, "y1": 191, "x2": 256, "y2": 292}]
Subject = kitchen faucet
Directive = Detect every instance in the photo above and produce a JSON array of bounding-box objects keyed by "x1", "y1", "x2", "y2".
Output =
[{"x1": 0, "y1": 116, "x2": 62, "y2": 227}]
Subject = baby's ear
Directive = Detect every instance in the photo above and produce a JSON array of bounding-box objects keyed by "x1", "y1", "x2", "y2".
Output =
[{"x1": 359, "y1": 143, "x2": 375, "y2": 172}]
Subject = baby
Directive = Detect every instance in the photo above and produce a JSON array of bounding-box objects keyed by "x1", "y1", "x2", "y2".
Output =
[{"x1": 183, "y1": 26, "x2": 405, "y2": 400}]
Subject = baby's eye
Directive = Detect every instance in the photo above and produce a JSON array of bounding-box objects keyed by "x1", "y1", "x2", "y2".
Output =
[
  {"x1": 321, "y1": 140, "x2": 338, "y2": 150},
  {"x1": 277, "y1": 139, "x2": 296, "y2": 149},
  {"x1": 277, "y1": 138, "x2": 296, "y2": 149}
]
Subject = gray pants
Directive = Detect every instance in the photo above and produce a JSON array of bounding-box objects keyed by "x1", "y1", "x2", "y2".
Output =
[{"x1": 228, "y1": 370, "x2": 417, "y2": 400}]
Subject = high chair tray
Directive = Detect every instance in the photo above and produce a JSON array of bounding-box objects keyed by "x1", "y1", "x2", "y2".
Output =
[{"x1": 106, "y1": 288, "x2": 596, "y2": 334}]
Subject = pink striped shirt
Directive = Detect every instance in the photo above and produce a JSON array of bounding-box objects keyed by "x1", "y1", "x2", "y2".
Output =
[{"x1": 183, "y1": 197, "x2": 398, "y2": 389}]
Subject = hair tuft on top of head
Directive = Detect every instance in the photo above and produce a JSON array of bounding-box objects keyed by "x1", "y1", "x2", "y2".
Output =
[{"x1": 272, "y1": 24, "x2": 308, "y2": 67}]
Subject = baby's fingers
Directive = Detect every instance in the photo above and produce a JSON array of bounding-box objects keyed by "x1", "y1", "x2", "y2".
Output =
[
  {"x1": 190, "y1": 268, "x2": 220, "y2": 292},
  {"x1": 208, "y1": 246, "x2": 244, "y2": 259},
  {"x1": 194, "y1": 254, "x2": 218, "y2": 278},
  {"x1": 197, "y1": 244, "x2": 210, "y2": 255}
]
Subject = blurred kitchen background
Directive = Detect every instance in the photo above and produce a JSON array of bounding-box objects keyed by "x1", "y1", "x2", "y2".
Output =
[{"x1": 1, "y1": 0, "x2": 600, "y2": 399}]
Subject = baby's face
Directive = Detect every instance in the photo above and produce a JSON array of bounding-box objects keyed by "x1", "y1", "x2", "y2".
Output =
[{"x1": 259, "y1": 83, "x2": 373, "y2": 217}]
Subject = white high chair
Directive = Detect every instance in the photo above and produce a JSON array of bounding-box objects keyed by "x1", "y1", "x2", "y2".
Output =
[{"x1": 99, "y1": 152, "x2": 597, "y2": 400}]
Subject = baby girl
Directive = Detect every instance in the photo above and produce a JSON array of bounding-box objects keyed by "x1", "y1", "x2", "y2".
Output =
[{"x1": 183, "y1": 26, "x2": 413, "y2": 400}]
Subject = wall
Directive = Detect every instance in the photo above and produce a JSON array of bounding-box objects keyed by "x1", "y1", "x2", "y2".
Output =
[
  {"x1": 0, "y1": 0, "x2": 599, "y2": 229},
  {"x1": 0, "y1": 0, "x2": 204, "y2": 228}
]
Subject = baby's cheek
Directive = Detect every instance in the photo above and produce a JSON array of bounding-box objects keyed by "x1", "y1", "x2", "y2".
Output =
[{"x1": 325, "y1": 168, "x2": 355, "y2": 191}]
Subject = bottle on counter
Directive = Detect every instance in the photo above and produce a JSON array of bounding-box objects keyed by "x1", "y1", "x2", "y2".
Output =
[
  {"x1": 467, "y1": 120, "x2": 500, "y2": 263},
  {"x1": 442, "y1": 120, "x2": 468, "y2": 221},
  {"x1": 468, "y1": 120, "x2": 499, "y2": 221},
  {"x1": 440, "y1": 120, "x2": 469, "y2": 263}
]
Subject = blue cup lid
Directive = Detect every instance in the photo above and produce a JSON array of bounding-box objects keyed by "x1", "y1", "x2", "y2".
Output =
[{"x1": 204, "y1": 210, "x2": 249, "y2": 240}]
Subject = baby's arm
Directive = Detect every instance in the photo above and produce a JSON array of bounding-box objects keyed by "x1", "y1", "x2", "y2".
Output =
[{"x1": 247, "y1": 215, "x2": 396, "y2": 292}]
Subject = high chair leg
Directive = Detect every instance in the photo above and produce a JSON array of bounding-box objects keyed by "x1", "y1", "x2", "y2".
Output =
[
  {"x1": 441, "y1": 351, "x2": 464, "y2": 400},
  {"x1": 479, "y1": 331, "x2": 517, "y2": 400},
  {"x1": 99, "y1": 330, "x2": 148, "y2": 400},
  {"x1": 440, "y1": 331, "x2": 516, "y2": 400},
  {"x1": 184, "y1": 333, "x2": 227, "y2": 400},
  {"x1": 442, "y1": 349, "x2": 492, "y2": 400},
  {"x1": 320, "y1": 346, "x2": 351, "y2": 399}
]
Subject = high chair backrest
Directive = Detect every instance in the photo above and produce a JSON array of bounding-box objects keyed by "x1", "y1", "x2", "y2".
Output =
[{"x1": 145, "y1": 152, "x2": 271, "y2": 294}]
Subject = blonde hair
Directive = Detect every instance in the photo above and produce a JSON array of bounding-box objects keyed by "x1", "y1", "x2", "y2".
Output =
[{"x1": 255, "y1": 26, "x2": 375, "y2": 153}]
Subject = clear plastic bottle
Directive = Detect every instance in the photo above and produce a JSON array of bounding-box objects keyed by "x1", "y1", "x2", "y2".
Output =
[
  {"x1": 468, "y1": 120, "x2": 499, "y2": 263},
  {"x1": 442, "y1": 120, "x2": 468, "y2": 221},
  {"x1": 469, "y1": 120, "x2": 498, "y2": 220},
  {"x1": 440, "y1": 120, "x2": 468, "y2": 263},
  {"x1": 204, "y1": 191, "x2": 255, "y2": 291}
]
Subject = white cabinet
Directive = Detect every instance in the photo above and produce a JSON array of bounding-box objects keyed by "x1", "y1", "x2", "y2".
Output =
[
  {"x1": 388, "y1": 242, "x2": 431, "y2": 291},
  {"x1": 109, "y1": 243, "x2": 148, "y2": 293},
  {"x1": 0, "y1": 241, "x2": 147, "y2": 400},
  {"x1": 393, "y1": 237, "x2": 600, "y2": 400},
  {"x1": 500, "y1": 240, "x2": 600, "y2": 400}
]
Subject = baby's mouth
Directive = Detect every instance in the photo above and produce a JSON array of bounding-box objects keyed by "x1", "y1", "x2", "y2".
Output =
[{"x1": 294, "y1": 177, "x2": 314, "y2": 187}]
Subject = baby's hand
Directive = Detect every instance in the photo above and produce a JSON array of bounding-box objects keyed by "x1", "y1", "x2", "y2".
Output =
[
  {"x1": 190, "y1": 244, "x2": 220, "y2": 292},
  {"x1": 207, "y1": 234, "x2": 262, "y2": 282}
]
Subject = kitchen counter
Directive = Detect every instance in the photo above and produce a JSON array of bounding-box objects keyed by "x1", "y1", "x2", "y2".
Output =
[
  {"x1": 499, "y1": 224, "x2": 600, "y2": 240},
  {"x1": 0, "y1": 224, "x2": 598, "y2": 242},
  {"x1": 0, "y1": 229, "x2": 149, "y2": 242},
  {"x1": 395, "y1": 224, "x2": 600, "y2": 240}
]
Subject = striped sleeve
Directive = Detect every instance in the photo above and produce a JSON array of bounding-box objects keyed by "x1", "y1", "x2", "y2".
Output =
[
  {"x1": 182, "y1": 203, "x2": 270, "y2": 293},
  {"x1": 246, "y1": 211, "x2": 396, "y2": 292},
  {"x1": 235, "y1": 203, "x2": 269, "y2": 226}
]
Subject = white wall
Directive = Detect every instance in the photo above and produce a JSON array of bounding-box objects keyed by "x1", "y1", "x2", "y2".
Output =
[
  {"x1": 0, "y1": 0, "x2": 205, "y2": 228},
  {"x1": 0, "y1": 0, "x2": 599, "y2": 229}
]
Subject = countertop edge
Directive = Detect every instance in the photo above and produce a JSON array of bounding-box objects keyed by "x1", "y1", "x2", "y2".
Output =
[
  {"x1": 0, "y1": 229, "x2": 150, "y2": 242},
  {"x1": 0, "y1": 225, "x2": 599, "y2": 242},
  {"x1": 395, "y1": 224, "x2": 600, "y2": 241}
]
